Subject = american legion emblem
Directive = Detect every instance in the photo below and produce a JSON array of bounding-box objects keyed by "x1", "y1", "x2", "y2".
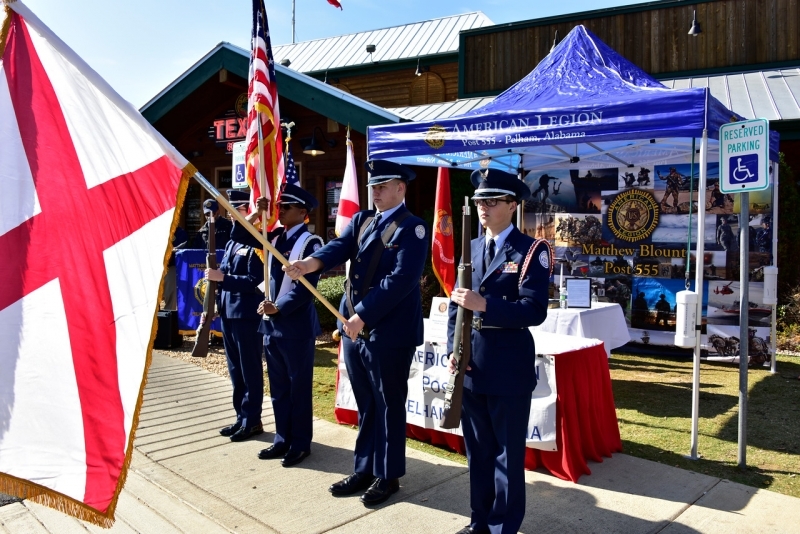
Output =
[
  {"x1": 606, "y1": 189, "x2": 660, "y2": 242},
  {"x1": 424, "y1": 125, "x2": 447, "y2": 149}
]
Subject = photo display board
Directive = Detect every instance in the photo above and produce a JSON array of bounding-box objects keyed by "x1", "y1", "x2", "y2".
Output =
[{"x1": 522, "y1": 163, "x2": 775, "y2": 359}]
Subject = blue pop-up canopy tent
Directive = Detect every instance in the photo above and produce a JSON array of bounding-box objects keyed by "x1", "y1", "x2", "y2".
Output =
[
  {"x1": 367, "y1": 25, "x2": 781, "y2": 460},
  {"x1": 367, "y1": 25, "x2": 779, "y2": 171}
]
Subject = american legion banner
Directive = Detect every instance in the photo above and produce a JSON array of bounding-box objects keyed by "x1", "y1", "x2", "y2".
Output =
[
  {"x1": 175, "y1": 249, "x2": 224, "y2": 335},
  {"x1": 335, "y1": 298, "x2": 559, "y2": 450},
  {"x1": 0, "y1": 2, "x2": 191, "y2": 525}
]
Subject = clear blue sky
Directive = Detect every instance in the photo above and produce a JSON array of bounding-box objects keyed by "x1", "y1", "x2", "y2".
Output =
[{"x1": 14, "y1": 0, "x2": 643, "y2": 108}]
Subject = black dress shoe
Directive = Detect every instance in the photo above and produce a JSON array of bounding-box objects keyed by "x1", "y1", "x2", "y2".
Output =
[
  {"x1": 360, "y1": 478, "x2": 399, "y2": 505},
  {"x1": 257, "y1": 443, "x2": 288, "y2": 460},
  {"x1": 329, "y1": 472, "x2": 375, "y2": 496},
  {"x1": 281, "y1": 450, "x2": 310, "y2": 467},
  {"x1": 229, "y1": 424, "x2": 263, "y2": 442},
  {"x1": 218, "y1": 422, "x2": 241, "y2": 437},
  {"x1": 455, "y1": 527, "x2": 489, "y2": 534}
]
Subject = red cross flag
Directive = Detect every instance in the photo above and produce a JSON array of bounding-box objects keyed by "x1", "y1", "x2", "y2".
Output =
[
  {"x1": 0, "y1": 2, "x2": 191, "y2": 526},
  {"x1": 335, "y1": 130, "x2": 360, "y2": 236}
]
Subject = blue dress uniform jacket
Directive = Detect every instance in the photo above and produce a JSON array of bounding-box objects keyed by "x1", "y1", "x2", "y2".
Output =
[
  {"x1": 231, "y1": 223, "x2": 323, "y2": 340},
  {"x1": 312, "y1": 206, "x2": 427, "y2": 347},
  {"x1": 310, "y1": 205, "x2": 428, "y2": 480},
  {"x1": 217, "y1": 230, "x2": 265, "y2": 429},
  {"x1": 447, "y1": 227, "x2": 550, "y2": 534},
  {"x1": 447, "y1": 228, "x2": 549, "y2": 395}
]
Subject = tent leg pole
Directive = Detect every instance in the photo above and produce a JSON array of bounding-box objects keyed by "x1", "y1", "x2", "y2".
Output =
[
  {"x1": 770, "y1": 162, "x2": 779, "y2": 374},
  {"x1": 687, "y1": 129, "x2": 708, "y2": 461}
]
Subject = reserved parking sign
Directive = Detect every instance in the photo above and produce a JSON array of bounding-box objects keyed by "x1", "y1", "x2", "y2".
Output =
[{"x1": 719, "y1": 118, "x2": 769, "y2": 194}]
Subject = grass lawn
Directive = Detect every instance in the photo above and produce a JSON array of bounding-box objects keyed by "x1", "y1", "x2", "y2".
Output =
[
  {"x1": 310, "y1": 344, "x2": 800, "y2": 496},
  {"x1": 610, "y1": 352, "x2": 800, "y2": 498}
]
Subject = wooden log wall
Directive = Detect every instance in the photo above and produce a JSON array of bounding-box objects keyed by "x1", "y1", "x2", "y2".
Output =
[
  {"x1": 332, "y1": 62, "x2": 460, "y2": 108},
  {"x1": 463, "y1": 0, "x2": 799, "y2": 96}
]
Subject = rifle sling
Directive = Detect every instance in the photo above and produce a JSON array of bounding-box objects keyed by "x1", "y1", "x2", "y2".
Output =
[{"x1": 344, "y1": 211, "x2": 412, "y2": 322}]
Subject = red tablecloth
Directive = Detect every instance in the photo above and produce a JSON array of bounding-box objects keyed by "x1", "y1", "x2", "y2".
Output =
[
  {"x1": 334, "y1": 339, "x2": 621, "y2": 483},
  {"x1": 523, "y1": 341, "x2": 622, "y2": 482}
]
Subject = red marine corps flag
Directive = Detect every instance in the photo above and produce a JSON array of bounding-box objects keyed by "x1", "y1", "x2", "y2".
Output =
[
  {"x1": 432, "y1": 167, "x2": 456, "y2": 296},
  {"x1": 246, "y1": 0, "x2": 284, "y2": 228},
  {"x1": 0, "y1": 1, "x2": 191, "y2": 526}
]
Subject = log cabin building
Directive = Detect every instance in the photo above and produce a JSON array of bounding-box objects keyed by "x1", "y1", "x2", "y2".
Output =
[{"x1": 142, "y1": 1, "x2": 800, "y2": 242}]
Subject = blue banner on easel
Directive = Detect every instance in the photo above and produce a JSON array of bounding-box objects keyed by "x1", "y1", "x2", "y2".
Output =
[{"x1": 176, "y1": 249, "x2": 224, "y2": 335}]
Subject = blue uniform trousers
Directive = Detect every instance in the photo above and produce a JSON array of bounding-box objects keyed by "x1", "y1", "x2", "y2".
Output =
[
  {"x1": 221, "y1": 316, "x2": 263, "y2": 429},
  {"x1": 264, "y1": 335, "x2": 315, "y2": 453},
  {"x1": 342, "y1": 336, "x2": 414, "y2": 480},
  {"x1": 462, "y1": 389, "x2": 532, "y2": 534}
]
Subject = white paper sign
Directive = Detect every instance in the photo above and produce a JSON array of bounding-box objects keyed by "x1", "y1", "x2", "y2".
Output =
[{"x1": 335, "y1": 323, "x2": 558, "y2": 451}]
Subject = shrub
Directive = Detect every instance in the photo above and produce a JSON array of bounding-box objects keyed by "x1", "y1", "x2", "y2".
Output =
[{"x1": 314, "y1": 275, "x2": 345, "y2": 331}]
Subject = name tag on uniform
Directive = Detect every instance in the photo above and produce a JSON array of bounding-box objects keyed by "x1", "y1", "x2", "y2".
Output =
[
  {"x1": 501, "y1": 262, "x2": 518, "y2": 273},
  {"x1": 236, "y1": 248, "x2": 249, "y2": 256}
]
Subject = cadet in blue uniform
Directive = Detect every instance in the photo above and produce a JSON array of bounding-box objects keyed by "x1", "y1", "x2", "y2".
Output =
[
  {"x1": 447, "y1": 169, "x2": 551, "y2": 534},
  {"x1": 284, "y1": 160, "x2": 428, "y2": 506},
  {"x1": 206, "y1": 190, "x2": 265, "y2": 442},
  {"x1": 232, "y1": 184, "x2": 324, "y2": 467},
  {"x1": 182, "y1": 199, "x2": 233, "y2": 250}
]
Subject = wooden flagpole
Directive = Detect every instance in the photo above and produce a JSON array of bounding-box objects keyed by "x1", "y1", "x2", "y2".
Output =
[
  {"x1": 193, "y1": 172, "x2": 346, "y2": 323},
  {"x1": 256, "y1": 117, "x2": 271, "y2": 301}
]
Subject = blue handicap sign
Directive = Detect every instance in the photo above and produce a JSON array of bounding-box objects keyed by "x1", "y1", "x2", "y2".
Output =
[{"x1": 729, "y1": 153, "x2": 759, "y2": 185}]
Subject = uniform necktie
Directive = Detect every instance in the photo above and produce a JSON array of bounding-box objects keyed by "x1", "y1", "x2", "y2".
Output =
[
  {"x1": 485, "y1": 238, "x2": 496, "y2": 272},
  {"x1": 367, "y1": 212, "x2": 382, "y2": 238}
]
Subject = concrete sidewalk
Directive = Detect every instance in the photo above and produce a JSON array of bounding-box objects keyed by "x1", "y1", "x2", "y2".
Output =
[{"x1": 2, "y1": 352, "x2": 798, "y2": 534}]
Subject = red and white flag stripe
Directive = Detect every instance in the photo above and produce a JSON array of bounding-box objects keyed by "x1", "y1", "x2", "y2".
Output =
[
  {"x1": 245, "y1": 1, "x2": 283, "y2": 228},
  {"x1": 335, "y1": 136, "x2": 360, "y2": 236},
  {"x1": 0, "y1": 2, "x2": 190, "y2": 525}
]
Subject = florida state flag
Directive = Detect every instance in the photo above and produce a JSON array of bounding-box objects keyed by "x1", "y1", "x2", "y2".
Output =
[
  {"x1": 0, "y1": 2, "x2": 191, "y2": 526},
  {"x1": 432, "y1": 167, "x2": 455, "y2": 296}
]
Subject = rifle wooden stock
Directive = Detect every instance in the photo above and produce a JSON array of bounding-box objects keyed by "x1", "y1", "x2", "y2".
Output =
[
  {"x1": 191, "y1": 216, "x2": 217, "y2": 358},
  {"x1": 440, "y1": 200, "x2": 472, "y2": 430}
]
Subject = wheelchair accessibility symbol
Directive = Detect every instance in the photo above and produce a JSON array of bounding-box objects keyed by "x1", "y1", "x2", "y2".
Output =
[{"x1": 729, "y1": 154, "x2": 758, "y2": 184}]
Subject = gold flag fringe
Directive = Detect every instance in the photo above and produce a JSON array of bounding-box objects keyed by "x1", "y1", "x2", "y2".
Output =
[
  {"x1": 0, "y1": 472, "x2": 114, "y2": 527},
  {"x1": 0, "y1": 164, "x2": 194, "y2": 529},
  {"x1": 1, "y1": 3, "x2": 13, "y2": 59}
]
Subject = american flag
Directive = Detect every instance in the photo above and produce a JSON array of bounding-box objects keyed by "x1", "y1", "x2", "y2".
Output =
[
  {"x1": 245, "y1": 0, "x2": 283, "y2": 227},
  {"x1": 284, "y1": 140, "x2": 299, "y2": 186}
]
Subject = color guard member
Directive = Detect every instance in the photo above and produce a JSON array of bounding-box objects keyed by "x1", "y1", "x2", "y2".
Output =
[
  {"x1": 284, "y1": 160, "x2": 428, "y2": 506},
  {"x1": 448, "y1": 169, "x2": 550, "y2": 534},
  {"x1": 232, "y1": 184, "x2": 324, "y2": 467},
  {"x1": 206, "y1": 189, "x2": 265, "y2": 442}
]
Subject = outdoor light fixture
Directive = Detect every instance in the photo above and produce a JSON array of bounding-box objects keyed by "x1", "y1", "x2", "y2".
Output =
[
  {"x1": 323, "y1": 71, "x2": 340, "y2": 84},
  {"x1": 303, "y1": 126, "x2": 337, "y2": 156},
  {"x1": 280, "y1": 58, "x2": 291, "y2": 67},
  {"x1": 415, "y1": 58, "x2": 429, "y2": 76},
  {"x1": 688, "y1": 10, "x2": 702, "y2": 36},
  {"x1": 366, "y1": 44, "x2": 376, "y2": 62}
]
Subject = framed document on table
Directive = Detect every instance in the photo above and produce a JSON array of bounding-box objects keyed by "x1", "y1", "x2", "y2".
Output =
[{"x1": 566, "y1": 278, "x2": 591, "y2": 308}]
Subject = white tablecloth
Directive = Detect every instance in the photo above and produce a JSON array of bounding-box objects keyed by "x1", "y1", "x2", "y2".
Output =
[{"x1": 532, "y1": 302, "x2": 630, "y2": 357}]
